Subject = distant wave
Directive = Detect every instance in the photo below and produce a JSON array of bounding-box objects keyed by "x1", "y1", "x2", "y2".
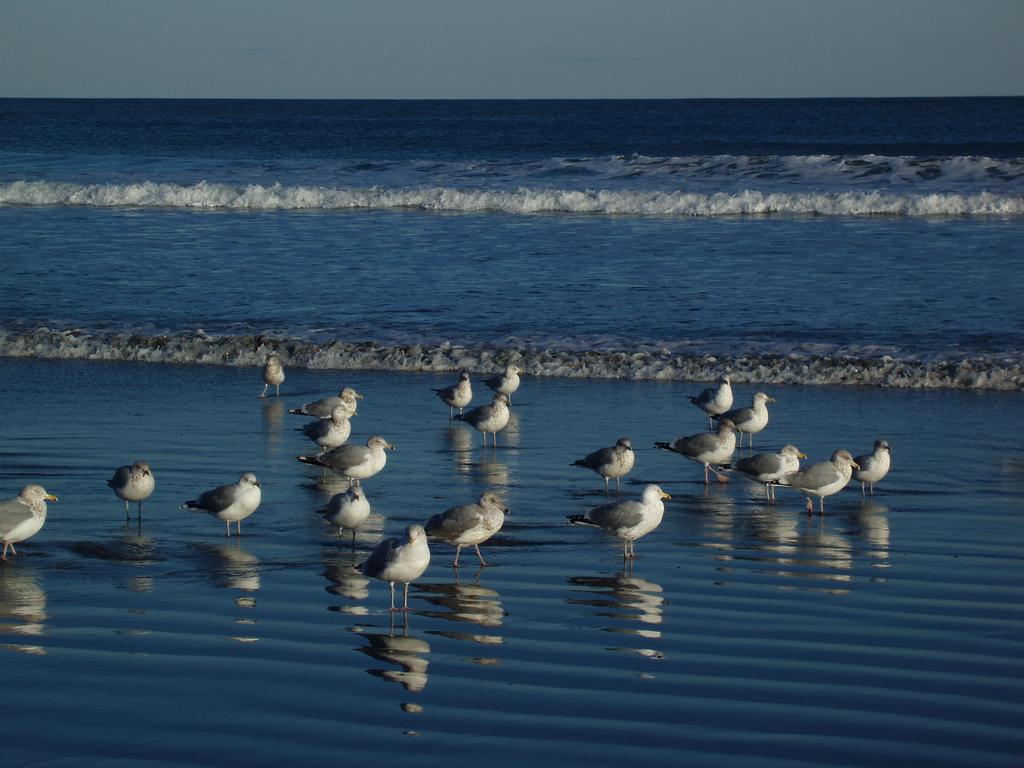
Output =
[
  {"x1": 2, "y1": 179, "x2": 1022, "y2": 217},
  {"x1": 1, "y1": 328, "x2": 1019, "y2": 390}
]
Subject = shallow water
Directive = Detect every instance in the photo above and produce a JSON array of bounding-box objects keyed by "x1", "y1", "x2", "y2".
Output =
[{"x1": 1, "y1": 358, "x2": 1022, "y2": 766}]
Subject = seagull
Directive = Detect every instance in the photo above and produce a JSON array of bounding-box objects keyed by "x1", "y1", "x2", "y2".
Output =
[
  {"x1": 424, "y1": 491, "x2": 509, "y2": 567},
  {"x1": 571, "y1": 437, "x2": 635, "y2": 494},
  {"x1": 456, "y1": 392, "x2": 510, "y2": 447},
  {"x1": 723, "y1": 444, "x2": 805, "y2": 502},
  {"x1": 714, "y1": 392, "x2": 774, "y2": 449},
  {"x1": 181, "y1": 472, "x2": 262, "y2": 536},
  {"x1": 260, "y1": 355, "x2": 285, "y2": 398},
  {"x1": 481, "y1": 364, "x2": 521, "y2": 403},
  {"x1": 568, "y1": 484, "x2": 670, "y2": 559},
  {"x1": 107, "y1": 460, "x2": 155, "y2": 520},
  {"x1": 297, "y1": 405, "x2": 351, "y2": 454},
  {"x1": 779, "y1": 449, "x2": 860, "y2": 514},
  {"x1": 689, "y1": 376, "x2": 733, "y2": 427},
  {"x1": 853, "y1": 439, "x2": 892, "y2": 496},
  {"x1": 362, "y1": 524, "x2": 431, "y2": 612},
  {"x1": 0, "y1": 485, "x2": 57, "y2": 560},
  {"x1": 320, "y1": 484, "x2": 371, "y2": 545},
  {"x1": 288, "y1": 387, "x2": 363, "y2": 418},
  {"x1": 655, "y1": 419, "x2": 737, "y2": 484},
  {"x1": 298, "y1": 435, "x2": 394, "y2": 483},
  {"x1": 433, "y1": 371, "x2": 473, "y2": 419}
]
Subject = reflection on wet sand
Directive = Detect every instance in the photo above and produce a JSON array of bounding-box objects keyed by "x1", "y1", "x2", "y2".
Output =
[
  {"x1": 261, "y1": 398, "x2": 285, "y2": 446},
  {"x1": 0, "y1": 564, "x2": 47, "y2": 655},
  {"x1": 418, "y1": 575, "x2": 504, "y2": 651},
  {"x1": 193, "y1": 541, "x2": 262, "y2": 638},
  {"x1": 848, "y1": 501, "x2": 892, "y2": 566},
  {"x1": 567, "y1": 571, "x2": 665, "y2": 658},
  {"x1": 444, "y1": 425, "x2": 474, "y2": 475},
  {"x1": 354, "y1": 621, "x2": 431, "y2": 693},
  {"x1": 324, "y1": 550, "x2": 371, "y2": 615}
]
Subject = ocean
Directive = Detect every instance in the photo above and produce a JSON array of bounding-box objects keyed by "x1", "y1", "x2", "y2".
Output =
[
  {"x1": 2, "y1": 97, "x2": 1023, "y2": 387},
  {"x1": 1, "y1": 99, "x2": 1023, "y2": 766}
]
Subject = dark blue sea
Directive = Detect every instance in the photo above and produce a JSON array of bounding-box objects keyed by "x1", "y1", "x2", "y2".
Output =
[{"x1": 1, "y1": 98, "x2": 1022, "y2": 388}]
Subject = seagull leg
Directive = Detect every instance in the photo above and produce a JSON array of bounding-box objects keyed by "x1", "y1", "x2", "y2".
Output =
[
  {"x1": 275, "y1": 384, "x2": 281, "y2": 397},
  {"x1": 616, "y1": 477, "x2": 622, "y2": 495},
  {"x1": 805, "y1": 497, "x2": 814, "y2": 514},
  {"x1": 402, "y1": 582, "x2": 411, "y2": 612},
  {"x1": 237, "y1": 520, "x2": 242, "y2": 536},
  {"x1": 454, "y1": 544, "x2": 462, "y2": 568},
  {"x1": 389, "y1": 582, "x2": 397, "y2": 612},
  {"x1": 703, "y1": 464, "x2": 710, "y2": 484},
  {"x1": 1, "y1": 542, "x2": 8, "y2": 560},
  {"x1": 819, "y1": 497, "x2": 825, "y2": 515},
  {"x1": 259, "y1": 383, "x2": 268, "y2": 399},
  {"x1": 474, "y1": 544, "x2": 487, "y2": 567},
  {"x1": 225, "y1": 520, "x2": 231, "y2": 537},
  {"x1": 138, "y1": 501, "x2": 144, "y2": 520}
]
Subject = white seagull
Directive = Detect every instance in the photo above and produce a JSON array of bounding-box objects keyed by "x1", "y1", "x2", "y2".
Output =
[
  {"x1": 297, "y1": 405, "x2": 352, "y2": 454},
  {"x1": 288, "y1": 386, "x2": 363, "y2": 418},
  {"x1": 655, "y1": 419, "x2": 737, "y2": 484},
  {"x1": 714, "y1": 391, "x2": 774, "y2": 449},
  {"x1": 260, "y1": 355, "x2": 285, "y2": 398},
  {"x1": 456, "y1": 392, "x2": 511, "y2": 447},
  {"x1": 181, "y1": 472, "x2": 262, "y2": 536},
  {"x1": 689, "y1": 376, "x2": 733, "y2": 427},
  {"x1": 779, "y1": 449, "x2": 860, "y2": 514},
  {"x1": 571, "y1": 437, "x2": 635, "y2": 494},
  {"x1": 1, "y1": 485, "x2": 58, "y2": 560},
  {"x1": 298, "y1": 435, "x2": 394, "y2": 483},
  {"x1": 433, "y1": 371, "x2": 473, "y2": 419},
  {"x1": 568, "y1": 484, "x2": 670, "y2": 559},
  {"x1": 424, "y1": 491, "x2": 509, "y2": 567},
  {"x1": 362, "y1": 524, "x2": 431, "y2": 612},
  {"x1": 853, "y1": 439, "x2": 892, "y2": 496},
  {"x1": 724, "y1": 444, "x2": 805, "y2": 502},
  {"x1": 108, "y1": 460, "x2": 155, "y2": 519},
  {"x1": 320, "y1": 484, "x2": 372, "y2": 545},
  {"x1": 481, "y1": 364, "x2": 522, "y2": 403}
]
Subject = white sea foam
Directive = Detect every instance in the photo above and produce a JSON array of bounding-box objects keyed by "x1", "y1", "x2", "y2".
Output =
[
  {"x1": 2, "y1": 179, "x2": 1022, "y2": 217},
  {"x1": 1, "y1": 328, "x2": 1019, "y2": 391}
]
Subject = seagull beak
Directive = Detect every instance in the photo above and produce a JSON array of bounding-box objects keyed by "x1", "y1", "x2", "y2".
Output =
[
  {"x1": 387, "y1": 443, "x2": 396, "y2": 450},
  {"x1": 660, "y1": 491, "x2": 672, "y2": 500},
  {"x1": 355, "y1": 393, "x2": 365, "y2": 399},
  {"x1": 798, "y1": 452, "x2": 807, "y2": 459},
  {"x1": 851, "y1": 461, "x2": 860, "y2": 470},
  {"x1": 45, "y1": 494, "x2": 58, "y2": 502}
]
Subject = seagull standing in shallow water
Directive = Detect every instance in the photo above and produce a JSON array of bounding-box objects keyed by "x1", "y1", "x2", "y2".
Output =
[
  {"x1": 260, "y1": 355, "x2": 285, "y2": 398},
  {"x1": 655, "y1": 419, "x2": 737, "y2": 484},
  {"x1": 297, "y1": 435, "x2": 394, "y2": 483},
  {"x1": 108, "y1": 460, "x2": 155, "y2": 520},
  {"x1": 723, "y1": 444, "x2": 805, "y2": 502},
  {"x1": 298, "y1": 405, "x2": 352, "y2": 454},
  {"x1": 482, "y1": 364, "x2": 521, "y2": 403},
  {"x1": 568, "y1": 484, "x2": 670, "y2": 560},
  {"x1": 689, "y1": 376, "x2": 733, "y2": 427},
  {"x1": 434, "y1": 371, "x2": 473, "y2": 419},
  {"x1": 1, "y1": 484, "x2": 58, "y2": 560},
  {"x1": 853, "y1": 439, "x2": 891, "y2": 496},
  {"x1": 456, "y1": 392, "x2": 511, "y2": 447},
  {"x1": 288, "y1": 387, "x2": 363, "y2": 418},
  {"x1": 320, "y1": 484, "x2": 371, "y2": 546},
  {"x1": 572, "y1": 437, "x2": 635, "y2": 494},
  {"x1": 779, "y1": 449, "x2": 859, "y2": 514},
  {"x1": 714, "y1": 391, "x2": 774, "y2": 449},
  {"x1": 362, "y1": 524, "x2": 431, "y2": 612},
  {"x1": 181, "y1": 473, "x2": 262, "y2": 536},
  {"x1": 424, "y1": 491, "x2": 509, "y2": 567}
]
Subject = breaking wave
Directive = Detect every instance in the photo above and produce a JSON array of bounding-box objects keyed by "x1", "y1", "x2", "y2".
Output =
[
  {"x1": 1, "y1": 327, "x2": 1019, "y2": 391},
  {"x1": 2, "y1": 179, "x2": 1023, "y2": 217}
]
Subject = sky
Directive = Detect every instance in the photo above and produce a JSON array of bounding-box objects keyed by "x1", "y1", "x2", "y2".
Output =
[{"x1": 2, "y1": 0, "x2": 1022, "y2": 99}]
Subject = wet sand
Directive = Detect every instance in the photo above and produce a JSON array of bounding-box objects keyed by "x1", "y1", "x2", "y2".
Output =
[{"x1": 1, "y1": 358, "x2": 1022, "y2": 766}]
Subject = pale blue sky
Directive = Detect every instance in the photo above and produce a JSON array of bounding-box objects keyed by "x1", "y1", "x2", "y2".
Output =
[{"x1": 2, "y1": 0, "x2": 1021, "y2": 98}]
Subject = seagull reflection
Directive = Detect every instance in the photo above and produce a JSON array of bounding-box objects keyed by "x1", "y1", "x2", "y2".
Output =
[
  {"x1": 324, "y1": 550, "x2": 371, "y2": 614},
  {"x1": 194, "y1": 540, "x2": 262, "y2": 593},
  {"x1": 354, "y1": 622, "x2": 431, "y2": 692},
  {"x1": 848, "y1": 501, "x2": 891, "y2": 565},
  {"x1": 418, "y1": 575, "x2": 505, "y2": 648},
  {"x1": 0, "y1": 565, "x2": 48, "y2": 653},
  {"x1": 567, "y1": 572, "x2": 666, "y2": 658},
  {"x1": 444, "y1": 425, "x2": 474, "y2": 476},
  {"x1": 261, "y1": 398, "x2": 285, "y2": 438},
  {"x1": 778, "y1": 517, "x2": 854, "y2": 593}
]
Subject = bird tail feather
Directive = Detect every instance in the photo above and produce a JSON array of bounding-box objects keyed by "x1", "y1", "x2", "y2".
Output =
[{"x1": 567, "y1": 514, "x2": 599, "y2": 527}]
